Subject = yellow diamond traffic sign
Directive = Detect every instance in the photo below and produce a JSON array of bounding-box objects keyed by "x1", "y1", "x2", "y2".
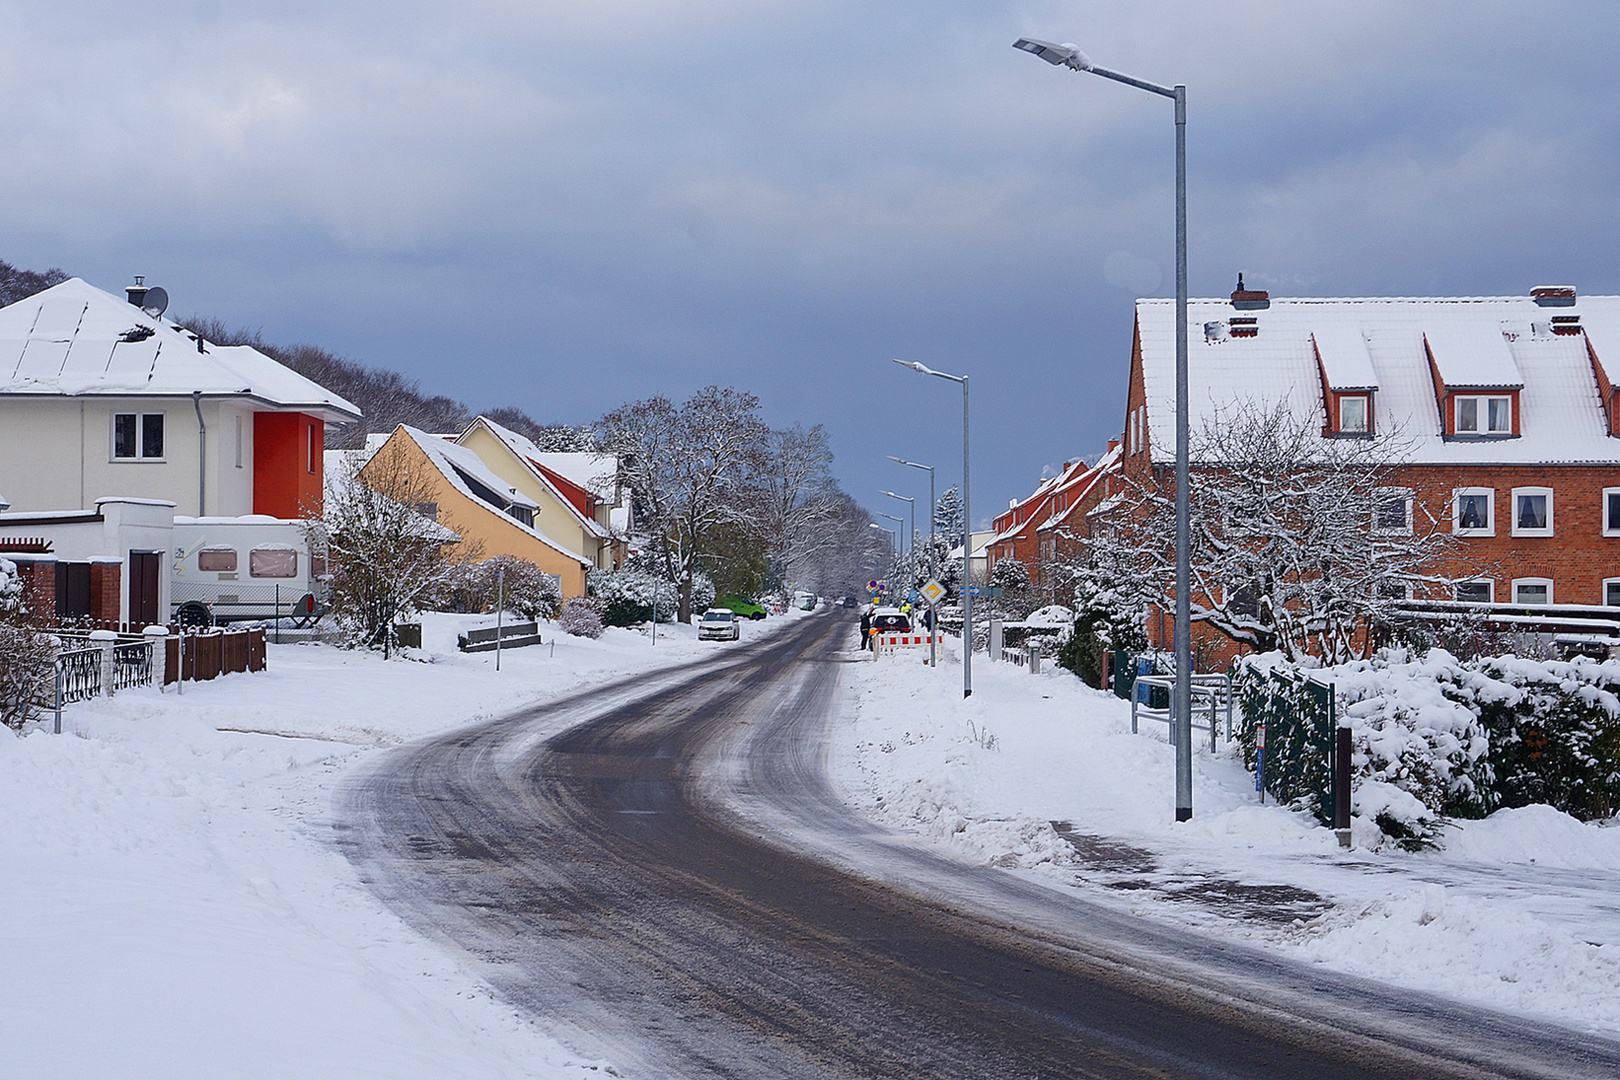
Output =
[{"x1": 920, "y1": 579, "x2": 946, "y2": 604}]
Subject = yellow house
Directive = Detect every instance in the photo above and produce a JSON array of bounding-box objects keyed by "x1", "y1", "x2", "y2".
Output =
[
  {"x1": 363, "y1": 425, "x2": 590, "y2": 598},
  {"x1": 454, "y1": 417, "x2": 624, "y2": 570}
]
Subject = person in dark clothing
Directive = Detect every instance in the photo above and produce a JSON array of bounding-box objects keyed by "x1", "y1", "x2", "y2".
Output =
[{"x1": 859, "y1": 606, "x2": 872, "y2": 650}]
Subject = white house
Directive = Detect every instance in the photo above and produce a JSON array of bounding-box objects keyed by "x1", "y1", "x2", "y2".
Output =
[{"x1": 0, "y1": 277, "x2": 362, "y2": 519}]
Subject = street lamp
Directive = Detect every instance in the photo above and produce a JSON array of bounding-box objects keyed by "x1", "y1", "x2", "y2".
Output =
[
  {"x1": 876, "y1": 511, "x2": 904, "y2": 560},
  {"x1": 886, "y1": 456, "x2": 935, "y2": 580},
  {"x1": 892, "y1": 358, "x2": 972, "y2": 698},
  {"x1": 879, "y1": 491, "x2": 915, "y2": 562},
  {"x1": 1013, "y1": 36, "x2": 1192, "y2": 821},
  {"x1": 868, "y1": 521, "x2": 896, "y2": 557}
]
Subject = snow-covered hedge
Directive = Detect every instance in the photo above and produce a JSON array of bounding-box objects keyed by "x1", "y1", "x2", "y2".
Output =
[
  {"x1": 1236, "y1": 649, "x2": 1620, "y2": 848},
  {"x1": 588, "y1": 567, "x2": 714, "y2": 625}
]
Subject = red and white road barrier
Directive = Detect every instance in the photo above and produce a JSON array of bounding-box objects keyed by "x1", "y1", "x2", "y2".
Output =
[{"x1": 873, "y1": 631, "x2": 943, "y2": 657}]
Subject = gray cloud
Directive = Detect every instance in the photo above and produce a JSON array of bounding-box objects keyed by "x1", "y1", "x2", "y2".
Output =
[{"x1": 3, "y1": 1, "x2": 1618, "y2": 524}]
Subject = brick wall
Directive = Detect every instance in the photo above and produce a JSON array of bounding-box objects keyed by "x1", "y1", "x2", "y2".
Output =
[
  {"x1": 88, "y1": 560, "x2": 122, "y2": 623},
  {"x1": 7, "y1": 556, "x2": 57, "y2": 624},
  {"x1": 1396, "y1": 463, "x2": 1620, "y2": 606}
]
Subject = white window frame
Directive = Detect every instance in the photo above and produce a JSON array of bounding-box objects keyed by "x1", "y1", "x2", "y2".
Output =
[
  {"x1": 1511, "y1": 577, "x2": 1553, "y2": 605},
  {"x1": 1604, "y1": 488, "x2": 1620, "y2": 537},
  {"x1": 1604, "y1": 578, "x2": 1620, "y2": 607},
  {"x1": 1373, "y1": 487, "x2": 1413, "y2": 535},
  {"x1": 1128, "y1": 408, "x2": 1138, "y2": 455},
  {"x1": 1510, "y1": 487, "x2": 1554, "y2": 537},
  {"x1": 1454, "y1": 578, "x2": 1495, "y2": 604},
  {"x1": 110, "y1": 411, "x2": 166, "y2": 462},
  {"x1": 1338, "y1": 395, "x2": 1369, "y2": 434},
  {"x1": 1453, "y1": 487, "x2": 1495, "y2": 536},
  {"x1": 1454, "y1": 394, "x2": 1512, "y2": 435}
]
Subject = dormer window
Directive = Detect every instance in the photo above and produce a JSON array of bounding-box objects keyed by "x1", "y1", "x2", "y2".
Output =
[
  {"x1": 1456, "y1": 395, "x2": 1511, "y2": 435},
  {"x1": 1338, "y1": 395, "x2": 1369, "y2": 434}
]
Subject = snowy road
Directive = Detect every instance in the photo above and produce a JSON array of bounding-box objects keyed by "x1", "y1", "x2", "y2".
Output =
[{"x1": 342, "y1": 612, "x2": 1620, "y2": 1079}]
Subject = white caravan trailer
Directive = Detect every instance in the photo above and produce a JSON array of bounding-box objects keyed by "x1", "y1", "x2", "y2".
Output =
[{"x1": 170, "y1": 516, "x2": 326, "y2": 625}]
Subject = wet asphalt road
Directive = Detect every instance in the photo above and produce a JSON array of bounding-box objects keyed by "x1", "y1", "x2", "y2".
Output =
[{"x1": 340, "y1": 612, "x2": 1620, "y2": 1079}]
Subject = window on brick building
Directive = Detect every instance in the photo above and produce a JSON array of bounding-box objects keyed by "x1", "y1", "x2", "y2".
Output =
[
  {"x1": 1604, "y1": 489, "x2": 1620, "y2": 536},
  {"x1": 1455, "y1": 579, "x2": 1493, "y2": 603},
  {"x1": 1338, "y1": 395, "x2": 1369, "y2": 434},
  {"x1": 1512, "y1": 578, "x2": 1552, "y2": 605},
  {"x1": 1453, "y1": 488, "x2": 1494, "y2": 535},
  {"x1": 1373, "y1": 488, "x2": 1412, "y2": 534},
  {"x1": 1510, "y1": 488, "x2": 1553, "y2": 537},
  {"x1": 1455, "y1": 395, "x2": 1511, "y2": 435},
  {"x1": 1605, "y1": 579, "x2": 1620, "y2": 607}
]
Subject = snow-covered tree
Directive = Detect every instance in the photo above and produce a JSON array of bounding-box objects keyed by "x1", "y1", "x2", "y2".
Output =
[
  {"x1": 597, "y1": 387, "x2": 769, "y2": 621},
  {"x1": 1089, "y1": 401, "x2": 1457, "y2": 663},
  {"x1": 933, "y1": 486, "x2": 964, "y2": 550}
]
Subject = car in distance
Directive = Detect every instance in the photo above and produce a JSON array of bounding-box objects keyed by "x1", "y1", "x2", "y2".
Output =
[
  {"x1": 698, "y1": 607, "x2": 741, "y2": 640},
  {"x1": 718, "y1": 594, "x2": 768, "y2": 620},
  {"x1": 869, "y1": 607, "x2": 912, "y2": 633}
]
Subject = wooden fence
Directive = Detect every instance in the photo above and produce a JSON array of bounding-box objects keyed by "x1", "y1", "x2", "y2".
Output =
[{"x1": 164, "y1": 627, "x2": 267, "y2": 685}]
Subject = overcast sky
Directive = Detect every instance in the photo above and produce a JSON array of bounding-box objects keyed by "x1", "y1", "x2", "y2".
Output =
[{"x1": 5, "y1": 1, "x2": 1619, "y2": 532}]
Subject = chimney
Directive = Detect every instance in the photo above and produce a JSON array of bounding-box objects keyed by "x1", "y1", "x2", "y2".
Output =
[
  {"x1": 126, "y1": 275, "x2": 148, "y2": 308},
  {"x1": 1108, "y1": 438, "x2": 1120, "y2": 452},
  {"x1": 1531, "y1": 285, "x2": 1577, "y2": 308},
  {"x1": 1230, "y1": 272, "x2": 1270, "y2": 310}
]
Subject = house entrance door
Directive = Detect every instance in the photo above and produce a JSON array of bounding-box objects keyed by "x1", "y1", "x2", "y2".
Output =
[{"x1": 129, "y1": 551, "x2": 162, "y2": 626}]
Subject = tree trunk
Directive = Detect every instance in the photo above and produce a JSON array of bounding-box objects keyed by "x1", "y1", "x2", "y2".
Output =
[{"x1": 678, "y1": 577, "x2": 693, "y2": 624}]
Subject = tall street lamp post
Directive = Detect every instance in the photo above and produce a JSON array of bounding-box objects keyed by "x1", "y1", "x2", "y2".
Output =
[
  {"x1": 879, "y1": 491, "x2": 915, "y2": 565},
  {"x1": 877, "y1": 512, "x2": 905, "y2": 567},
  {"x1": 892, "y1": 359, "x2": 971, "y2": 698},
  {"x1": 886, "y1": 456, "x2": 935, "y2": 581},
  {"x1": 1013, "y1": 37, "x2": 1192, "y2": 820}
]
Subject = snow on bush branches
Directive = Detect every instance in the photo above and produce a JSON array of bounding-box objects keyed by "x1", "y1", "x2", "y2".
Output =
[{"x1": 1237, "y1": 649, "x2": 1620, "y2": 849}]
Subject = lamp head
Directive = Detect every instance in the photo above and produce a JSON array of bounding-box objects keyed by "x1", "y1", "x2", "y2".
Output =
[
  {"x1": 892, "y1": 358, "x2": 930, "y2": 374},
  {"x1": 1012, "y1": 38, "x2": 1091, "y2": 71}
]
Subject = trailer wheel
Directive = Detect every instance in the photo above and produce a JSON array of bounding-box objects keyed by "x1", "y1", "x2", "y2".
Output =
[{"x1": 175, "y1": 600, "x2": 213, "y2": 629}]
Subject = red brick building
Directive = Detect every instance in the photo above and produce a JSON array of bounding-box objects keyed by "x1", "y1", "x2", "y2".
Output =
[{"x1": 1121, "y1": 283, "x2": 1620, "y2": 657}]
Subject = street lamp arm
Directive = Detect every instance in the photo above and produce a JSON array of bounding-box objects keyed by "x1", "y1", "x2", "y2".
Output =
[
  {"x1": 892, "y1": 357, "x2": 964, "y2": 384},
  {"x1": 1012, "y1": 38, "x2": 1177, "y2": 99}
]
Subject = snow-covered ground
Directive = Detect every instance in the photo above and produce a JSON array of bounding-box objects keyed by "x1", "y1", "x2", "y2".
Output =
[
  {"x1": 0, "y1": 612, "x2": 736, "y2": 1080},
  {"x1": 830, "y1": 639, "x2": 1620, "y2": 1037},
  {"x1": 5, "y1": 610, "x2": 1619, "y2": 1079}
]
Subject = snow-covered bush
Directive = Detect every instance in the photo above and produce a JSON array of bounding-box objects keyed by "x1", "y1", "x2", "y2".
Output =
[
  {"x1": 1237, "y1": 648, "x2": 1620, "y2": 849},
  {"x1": 589, "y1": 568, "x2": 677, "y2": 626},
  {"x1": 589, "y1": 566, "x2": 714, "y2": 625},
  {"x1": 454, "y1": 557, "x2": 562, "y2": 621},
  {"x1": 0, "y1": 557, "x2": 23, "y2": 620},
  {"x1": 558, "y1": 596, "x2": 604, "y2": 639},
  {"x1": 0, "y1": 624, "x2": 55, "y2": 732}
]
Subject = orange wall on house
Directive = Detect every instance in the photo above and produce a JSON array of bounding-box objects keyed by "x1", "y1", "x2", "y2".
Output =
[{"x1": 253, "y1": 412, "x2": 324, "y2": 518}]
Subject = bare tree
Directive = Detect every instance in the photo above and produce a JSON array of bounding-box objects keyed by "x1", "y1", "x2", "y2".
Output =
[
  {"x1": 306, "y1": 445, "x2": 481, "y2": 656},
  {"x1": 1090, "y1": 401, "x2": 1456, "y2": 663},
  {"x1": 760, "y1": 424, "x2": 842, "y2": 590}
]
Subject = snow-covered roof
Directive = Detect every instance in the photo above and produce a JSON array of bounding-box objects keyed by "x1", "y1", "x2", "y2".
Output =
[
  {"x1": 1136, "y1": 293, "x2": 1620, "y2": 466},
  {"x1": 392, "y1": 426, "x2": 587, "y2": 566},
  {"x1": 1310, "y1": 326, "x2": 1379, "y2": 391},
  {"x1": 524, "y1": 451, "x2": 618, "y2": 501},
  {"x1": 459, "y1": 418, "x2": 612, "y2": 539},
  {"x1": 0, "y1": 278, "x2": 361, "y2": 423}
]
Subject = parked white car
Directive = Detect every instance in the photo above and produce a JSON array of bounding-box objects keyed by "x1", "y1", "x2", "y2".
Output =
[{"x1": 698, "y1": 608, "x2": 741, "y2": 641}]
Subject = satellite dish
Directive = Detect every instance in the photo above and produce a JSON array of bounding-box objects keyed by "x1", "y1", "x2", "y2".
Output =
[{"x1": 140, "y1": 286, "x2": 169, "y2": 319}]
